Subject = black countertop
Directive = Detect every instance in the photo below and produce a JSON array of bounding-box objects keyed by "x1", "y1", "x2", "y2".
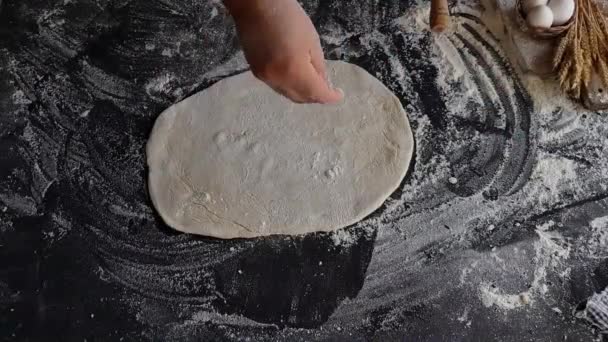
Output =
[{"x1": 1, "y1": 0, "x2": 607, "y2": 340}]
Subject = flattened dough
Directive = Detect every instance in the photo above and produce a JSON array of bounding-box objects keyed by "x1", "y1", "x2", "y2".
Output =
[{"x1": 146, "y1": 61, "x2": 414, "y2": 239}]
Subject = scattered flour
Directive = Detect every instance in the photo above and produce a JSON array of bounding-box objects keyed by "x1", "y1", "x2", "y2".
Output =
[
  {"x1": 582, "y1": 288, "x2": 608, "y2": 333},
  {"x1": 145, "y1": 73, "x2": 183, "y2": 101},
  {"x1": 0, "y1": 193, "x2": 37, "y2": 216},
  {"x1": 209, "y1": 6, "x2": 219, "y2": 19},
  {"x1": 480, "y1": 283, "x2": 529, "y2": 310},
  {"x1": 456, "y1": 306, "x2": 470, "y2": 323},
  {"x1": 12, "y1": 90, "x2": 32, "y2": 105},
  {"x1": 331, "y1": 229, "x2": 357, "y2": 247},
  {"x1": 459, "y1": 261, "x2": 479, "y2": 285},
  {"x1": 478, "y1": 220, "x2": 571, "y2": 311},
  {"x1": 528, "y1": 156, "x2": 578, "y2": 203},
  {"x1": 36, "y1": 8, "x2": 65, "y2": 29},
  {"x1": 587, "y1": 216, "x2": 608, "y2": 259},
  {"x1": 108, "y1": 204, "x2": 151, "y2": 221},
  {"x1": 190, "y1": 310, "x2": 275, "y2": 327}
]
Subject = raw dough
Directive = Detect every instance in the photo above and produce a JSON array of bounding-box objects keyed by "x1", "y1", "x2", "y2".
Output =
[{"x1": 146, "y1": 61, "x2": 414, "y2": 239}]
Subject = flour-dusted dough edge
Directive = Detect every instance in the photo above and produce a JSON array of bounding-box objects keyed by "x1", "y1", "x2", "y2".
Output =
[
  {"x1": 146, "y1": 72, "x2": 259, "y2": 237},
  {"x1": 146, "y1": 61, "x2": 414, "y2": 239},
  {"x1": 146, "y1": 103, "x2": 180, "y2": 231}
]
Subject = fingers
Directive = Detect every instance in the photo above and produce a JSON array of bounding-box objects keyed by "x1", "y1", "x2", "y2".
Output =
[
  {"x1": 296, "y1": 62, "x2": 343, "y2": 104},
  {"x1": 309, "y1": 45, "x2": 345, "y2": 103},
  {"x1": 232, "y1": 0, "x2": 343, "y2": 105},
  {"x1": 256, "y1": 58, "x2": 343, "y2": 104}
]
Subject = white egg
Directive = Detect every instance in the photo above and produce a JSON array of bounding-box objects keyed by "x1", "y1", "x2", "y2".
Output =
[
  {"x1": 548, "y1": 0, "x2": 575, "y2": 26},
  {"x1": 526, "y1": 5, "x2": 554, "y2": 29},
  {"x1": 523, "y1": 0, "x2": 548, "y2": 13}
]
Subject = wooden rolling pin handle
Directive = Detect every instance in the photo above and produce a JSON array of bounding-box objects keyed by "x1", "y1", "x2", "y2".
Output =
[{"x1": 430, "y1": 0, "x2": 450, "y2": 32}]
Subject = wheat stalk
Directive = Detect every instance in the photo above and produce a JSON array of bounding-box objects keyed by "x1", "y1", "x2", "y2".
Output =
[{"x1": 553, "y1": 0, "x2": 608, "y2": 101}]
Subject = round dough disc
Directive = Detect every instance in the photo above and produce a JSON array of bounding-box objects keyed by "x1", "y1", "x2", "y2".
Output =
[{"x1": 146, "y1": 61, "x2": 414, "y2": 239}]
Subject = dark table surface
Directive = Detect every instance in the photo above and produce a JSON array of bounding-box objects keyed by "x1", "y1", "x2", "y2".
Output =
[{"x1": 1, "y1": 0, "x2": 607, "y2": 340}]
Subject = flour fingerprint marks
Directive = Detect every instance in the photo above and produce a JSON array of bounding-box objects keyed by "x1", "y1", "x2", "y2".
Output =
[
  {"x1": 329, "y1": 13, "x2": 536, "y2": 228},
  {"x1": 450, "y1": 14, "x2": 536, "y2": 198},
  {"x1": 443, "y1": 36, "x2": 508, "y2": 197},
  {"x1": 415, "y1": 15, "x2": 536, "y2": 201},
  {"x1": 94, "y1": 241, "x2": 219, "y2": 305}
]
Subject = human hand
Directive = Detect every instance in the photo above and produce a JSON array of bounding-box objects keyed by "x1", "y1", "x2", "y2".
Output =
[{"x1": 224, "y1": 0, "x2": 343, "y2": 104}]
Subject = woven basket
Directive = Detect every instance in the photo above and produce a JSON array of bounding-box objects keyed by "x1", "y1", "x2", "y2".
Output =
[{"x1": 515, "y1": 0, "x2": 577, "y2": 39}]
